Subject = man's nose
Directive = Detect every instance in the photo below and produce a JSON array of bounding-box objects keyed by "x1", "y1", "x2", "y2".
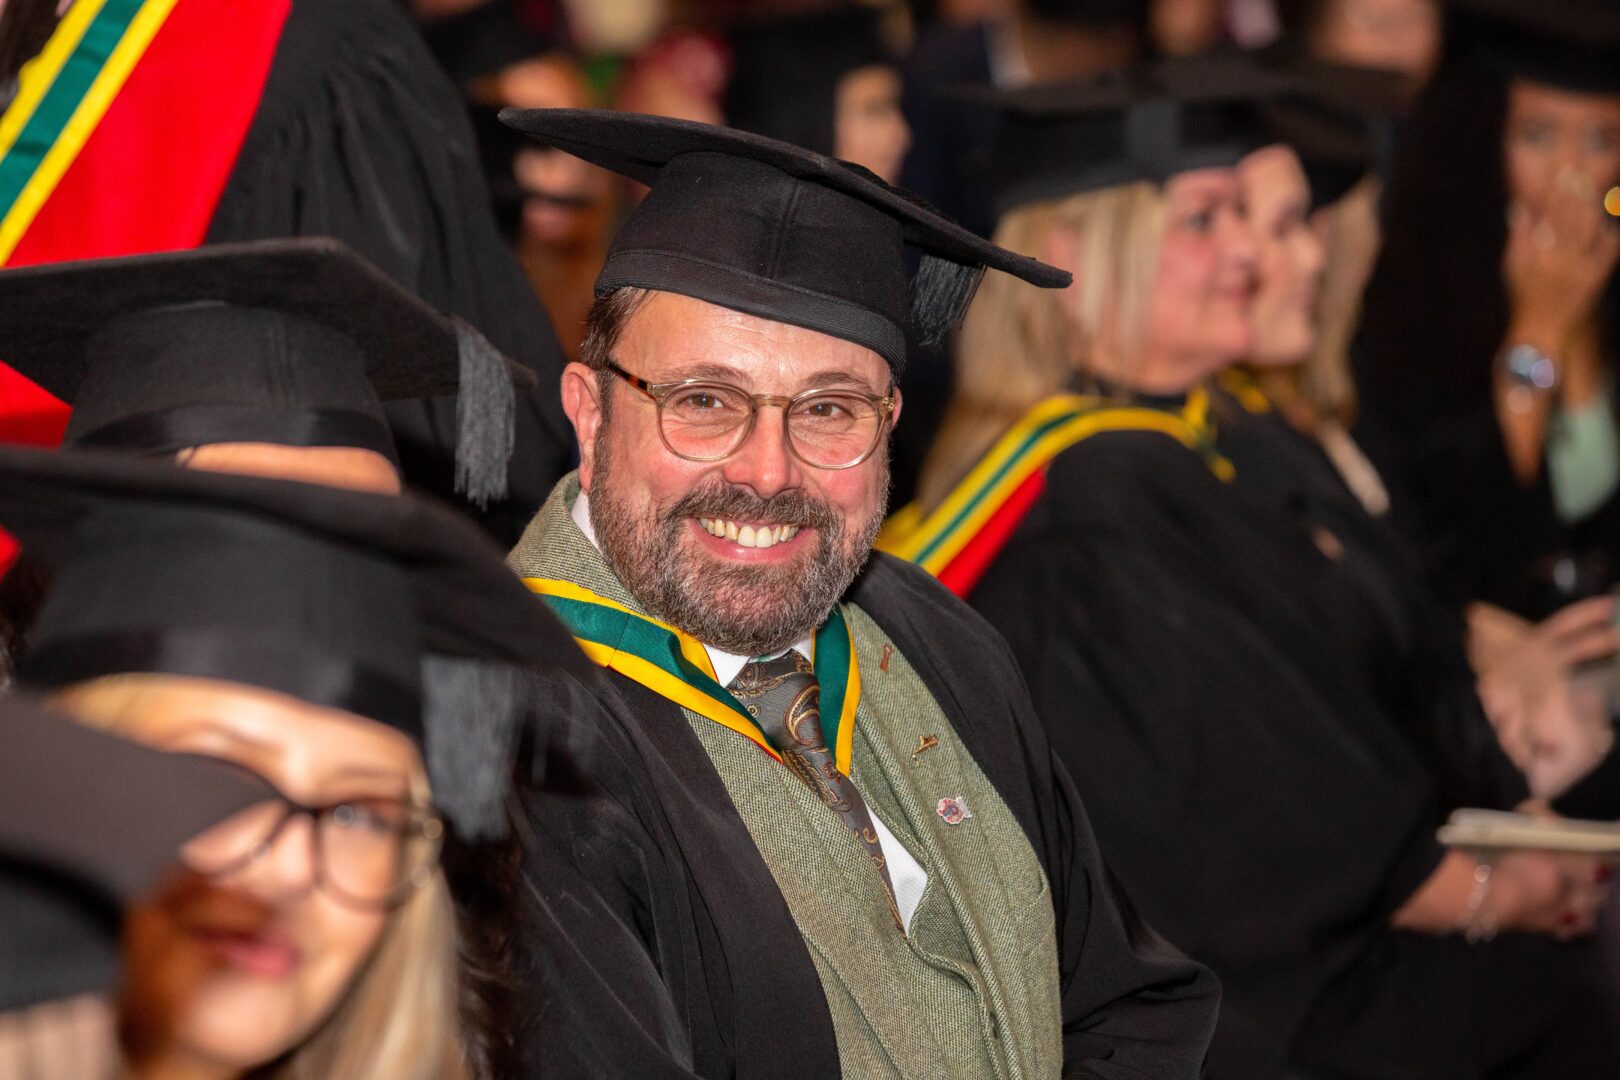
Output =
[{"x1": 720, "y1": 402, "x2": 800, "y2": 498}]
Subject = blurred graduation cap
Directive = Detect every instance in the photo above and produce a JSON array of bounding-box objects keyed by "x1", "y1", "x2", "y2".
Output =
[
  {"x1": 498, "y1": 109, "x2": 1072, "y2": 373},
  {"x1": 964, "y1": 54, "x2": 1303, "y2": 214},
  {"x1": 0, "y1": 238, "x2": 536, "y2": 506},
  {"x1": 1257, "y1": 52, "x2": 1408, "y2": 208},
  {"x1": 722, "y1": 5, "x2": 893, "y2": 159},
  {"x1": 0, "y1": 445, "x2": 593, "y2": 841},
  {"x1": 1447, "y1": 0, "x2": 1620, "y2": 94},
  {"x1": 0, "y1": 693, "x2": 274, "y2": 1011}
]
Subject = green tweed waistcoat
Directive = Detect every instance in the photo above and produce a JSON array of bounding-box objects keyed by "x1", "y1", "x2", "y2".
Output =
[{"x1": 509, "y1": 477, "x2": 1061, "y2": 1079}]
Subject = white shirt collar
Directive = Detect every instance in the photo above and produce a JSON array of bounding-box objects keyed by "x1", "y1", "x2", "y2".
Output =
[{"x1": 571, "y1": 488, "x2": 812, "y2": 688}]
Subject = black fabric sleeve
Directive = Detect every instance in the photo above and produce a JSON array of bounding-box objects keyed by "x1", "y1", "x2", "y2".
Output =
[
  {"x1": 1552, "y1": 739, "x2": 1620, "y2": 820},
  {"x1": 1356, "y1": 396, "x2": 1556, "y2": 615},
  {"x1": 506, "y1": 676, "x2": 706, "y2": 1079}
]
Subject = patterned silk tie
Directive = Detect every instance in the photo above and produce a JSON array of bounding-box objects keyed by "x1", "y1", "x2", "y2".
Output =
[{"x1": 729, "y1": 651, "x2": 904, "y2": 932}]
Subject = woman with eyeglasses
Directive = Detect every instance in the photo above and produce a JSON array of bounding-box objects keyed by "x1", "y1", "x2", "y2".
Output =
[
  {"x1": 0, "y1": 445, "x2": 589, "y2": 1080},
  {"x1": 889, "y1": 56, "x2": 1619, "y2": 1078}
]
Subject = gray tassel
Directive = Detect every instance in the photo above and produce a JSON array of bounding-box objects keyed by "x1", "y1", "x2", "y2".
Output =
[
  {"x1": 422, "y1": 655, "x2": 526, "y2": 840},
  {"x1": 452, "y1": 318, "x2": 516, "y2": 508}
]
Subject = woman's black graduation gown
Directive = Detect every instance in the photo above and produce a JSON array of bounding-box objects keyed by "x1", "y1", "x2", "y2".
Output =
[
  {"x1": 965, "y1": 402, "x2": 1619, "y2": 1079},
  {"x1": 203, "y1": 0, "x2": 575, "y2": 546},
  {"x1": 506, "y1": 555, "x2": 1221, "y2": 1079}
]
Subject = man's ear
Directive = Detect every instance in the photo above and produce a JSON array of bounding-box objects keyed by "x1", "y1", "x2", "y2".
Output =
[
  {"x1": 889, "y1": 384, "x2": 903, "y2": 430},
  {"x1": 560, "y1": 362, "x2": 603, "y2": 492}
]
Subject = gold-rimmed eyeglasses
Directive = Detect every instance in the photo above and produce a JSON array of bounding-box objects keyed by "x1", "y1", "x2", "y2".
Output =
[{"x1": 606, "y1": 360, "x2": 895, "y2": 470}]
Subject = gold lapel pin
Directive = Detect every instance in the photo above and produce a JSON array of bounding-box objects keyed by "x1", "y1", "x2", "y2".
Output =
[{"x1": 912, "y1": 734, "x2": 939, "y2": 764}]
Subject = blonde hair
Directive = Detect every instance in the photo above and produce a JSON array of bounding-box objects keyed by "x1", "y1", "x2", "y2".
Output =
[
  {"x1": 52, "y1": 675, "x2": 470, "y2": 1080},
  {"x1": 916, "y1": 183, "x2": 1166, "y2": 511},
  {"x1": 0, "y1": 994, "x2": 119, "y2": 1080}
]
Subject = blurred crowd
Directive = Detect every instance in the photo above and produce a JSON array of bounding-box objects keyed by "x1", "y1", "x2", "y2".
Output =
[{"x1": 3, "y1": 0, "x2": 1620, "y2": 1077}]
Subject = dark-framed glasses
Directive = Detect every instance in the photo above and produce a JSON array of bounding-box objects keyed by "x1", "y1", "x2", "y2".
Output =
[
  {"x1": 180, "y1": 795, "x2": 444, "y2": 910},
  {"x1": 607, "y1": 360, "x2": 895, "y2": 470}
]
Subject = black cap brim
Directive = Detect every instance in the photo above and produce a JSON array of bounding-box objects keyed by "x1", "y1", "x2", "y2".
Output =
[
  {"x1": 0, "y1": 237, "x2": 538, "y2": 405},
  {"x1": 0, "y1": 694, "x2": 276, "y2": 902},
  {"x1": 0, "y1": 445, "x2": 581, "y2": 671},
  {"x1": 0, "y1": 693, "x2": 275, "y2": 1010}
]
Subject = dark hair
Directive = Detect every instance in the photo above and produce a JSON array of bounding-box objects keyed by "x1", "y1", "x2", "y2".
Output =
[
  {"x1": 578, "y1": 287, "x2": 651, "y2": 420},
  {"x1": 1355, "y1": 63, "x2": 1513, "y2": 421},
  {"x1": 0, "y1": 0, "x2": 59, "y2": 93},
  {"x1": 1269, "y1": 0, "x2": 1329, "y2": 39},
  {"x1": 0, "y1": 556, "x2": 48, "y2": 687},
  {"x1": 1020, "y1": 0, "x2": 1149, "y2": 30}
]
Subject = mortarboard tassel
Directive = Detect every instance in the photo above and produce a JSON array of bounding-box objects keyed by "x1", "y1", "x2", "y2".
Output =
[
  {"x1": 909, "y1": 252, "x2": 987, "y2": 357},
  {"x1": 452, "y1": 319, "x2": 516, "y2": 508},
  {"x1": 422, "y1": 654, "x2": 527, "y2": 840}
]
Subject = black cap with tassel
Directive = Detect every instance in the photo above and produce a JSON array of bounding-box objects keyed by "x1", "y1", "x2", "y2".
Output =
[
  {"x1": 0, "y1": 445, "x2": 594, "y2": 841},
  {"x1": 499, "y1": 109, "x2": 1072, "y2": 375},
  {"x1": 0, "y1": 237, "x2": 535, "y2": 507}
]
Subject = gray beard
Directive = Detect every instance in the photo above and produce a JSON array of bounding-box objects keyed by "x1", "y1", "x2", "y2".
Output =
[{"x1": 589, "y1": 444, "x2": 887, "y2": 657}]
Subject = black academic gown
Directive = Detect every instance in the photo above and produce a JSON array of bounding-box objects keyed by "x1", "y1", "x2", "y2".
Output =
[
  {"x1": 205, "y1": 0, "x2": 575, "y2": 546},
  {"x1": 509, "y1": 554, "x2": 1220, "y2": 1079},
  {"x1": 966, "y1": 416, "x2": 1619, "y2": 1080},
  {"x1": 1226, "y1": 398, "x2": 1620, "y2": 816}
]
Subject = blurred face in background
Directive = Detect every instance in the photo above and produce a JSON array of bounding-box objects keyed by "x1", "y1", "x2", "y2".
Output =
[
  {"x1": 1310, "y1": 0, "x2": 1441, "y2": 86},
  {"x1": 1141, "y1": 168, "x2": 1259, "y2": 387},
  {"x1": 1504, "y1": 79, "x2": 1620, "y2": 218},
  {"x1": 1240, "y1": 145, "x2": 1326, "y2": 368},
  {"x1": 488, "y1": 53, "x2": 611, "y2": 249},
  {"x1": 1151, "y1": 0, "x2": 1224, "y2": 57},
  {"x1": 57, "y1": 676, "x2": 425, "y2": 1077},
  {"x1": 834, "y1": 64, "x2": 910, "y2": 186}
]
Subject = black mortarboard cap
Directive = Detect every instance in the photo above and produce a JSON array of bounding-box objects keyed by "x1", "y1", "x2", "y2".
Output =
[
  {"x1": 723, "y1": 5, "x2": 892, "y2": 159},
  {"x1": 498, "y1": 109, "x2": 1072, "y2": 372},
  {"x1": 971, "y1": 54, "x2": 1302, "y2": 215},
  {"x1": 1446, "y1": 0, "x2": 1620, "y2": 95},
  {"x1": 0, "y1": 693, "x2": 274, "y2": 1010},
  {"x1": 1256, "y1": 51, "x2": 1407, "y2": 208},
  {"x1": 0, "y1": 446, "x2": 592, "y2": 839},
  {"x1": 0, "y1": 238, "x2": 537, "y2": 506}
]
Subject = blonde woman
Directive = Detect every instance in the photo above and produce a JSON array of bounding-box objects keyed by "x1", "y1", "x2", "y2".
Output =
[
  {"x1": 888, "y1": 58, "x2": 1619, "y2": 1079},
  {"x1": 0, "y1": 447, "x2": 586, "y2": 1080}
]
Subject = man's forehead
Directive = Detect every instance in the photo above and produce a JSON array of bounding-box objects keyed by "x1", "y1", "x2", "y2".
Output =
[{"x1": 620, "y1": 290, "x2": 891, "y2": 387}]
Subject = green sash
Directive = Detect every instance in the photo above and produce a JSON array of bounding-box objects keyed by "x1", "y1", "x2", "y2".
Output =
[{"x1": 524, "y1": 578, "x2": 861, "y2": 773}]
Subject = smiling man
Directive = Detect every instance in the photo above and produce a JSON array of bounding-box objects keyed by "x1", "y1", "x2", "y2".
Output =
[{"x1": 501, "y1": 110, "x2": 1218, "y2": 1079}]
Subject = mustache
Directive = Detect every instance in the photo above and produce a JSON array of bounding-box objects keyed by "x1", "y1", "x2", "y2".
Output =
[{"x1": 665, "y1": 481, "x2": 840, "y2": 533}]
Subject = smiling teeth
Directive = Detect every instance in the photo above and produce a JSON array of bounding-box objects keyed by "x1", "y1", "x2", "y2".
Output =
[{"x1": 699, "y1": 518, "x2": 801, "y2": 548}]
